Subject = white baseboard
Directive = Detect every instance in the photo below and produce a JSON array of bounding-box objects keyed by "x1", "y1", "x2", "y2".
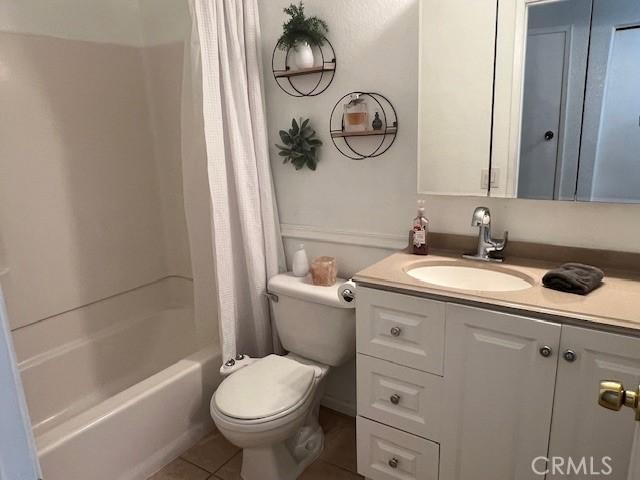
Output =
[{"x1": 321, "y1": 395, "x2": 356, "y2": 417}]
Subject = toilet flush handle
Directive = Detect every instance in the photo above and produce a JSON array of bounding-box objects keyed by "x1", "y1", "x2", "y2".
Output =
[{"x1": 341, "y1": 289, "x2": 355, "y2": 303}]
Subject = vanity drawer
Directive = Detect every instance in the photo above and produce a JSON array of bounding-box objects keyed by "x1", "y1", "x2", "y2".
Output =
[
  {"x1": 357, "y1": 354, "x2": 442, "y2": 441},
  {"x1": 357, "y1": 416, "x2": 439, "y2": 480},
  {"x1": 356, "y1": 287, "x2": 445, "y2": 375}
]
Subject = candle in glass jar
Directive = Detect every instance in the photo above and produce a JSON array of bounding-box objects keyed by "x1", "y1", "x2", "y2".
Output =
[{"x1": 310, "y1": 256, "x2": 337, "y2": 286}]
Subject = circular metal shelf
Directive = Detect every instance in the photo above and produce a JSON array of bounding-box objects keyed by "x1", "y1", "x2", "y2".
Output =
[
  {"x1": 329, "y1": 92, "x2": 398, "y2": 160},
  {"x1": 271, "y1": 36, "x2": 336, "y2": 98}
]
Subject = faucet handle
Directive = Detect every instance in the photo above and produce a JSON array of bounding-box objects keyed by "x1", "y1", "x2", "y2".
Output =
[{"x1": 494, "y1": 231, "x2": 509, "y2": 251}]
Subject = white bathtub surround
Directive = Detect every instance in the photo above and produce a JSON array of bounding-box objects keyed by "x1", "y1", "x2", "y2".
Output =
[
  {"x1": 186, "y1": 0, "x2": 285, "y2": 362},
  {"x1": 181, "y1": 15, "x2": 222, "y2": 357},
  {"x1": 1, "y1": 2, "x2": 221, "y2": 479},
  {"x1": 21, "y1": 305, "x2": 197, "y2": 436},
  {"x1": 20, "y1": 300, "x2": 221, "y2": 480},
  {"x1": 12, "y1": 274, "x2": 218, "y2": 480}
]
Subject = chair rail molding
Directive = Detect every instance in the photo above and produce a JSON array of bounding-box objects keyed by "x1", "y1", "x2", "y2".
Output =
[{"x1": 280, "y1": 224, "x2": 407, "y2": 251}]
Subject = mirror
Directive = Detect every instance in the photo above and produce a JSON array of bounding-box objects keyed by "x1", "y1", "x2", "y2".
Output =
[
  {"x1": 500, "y1": 0, "x2": 640, "y2": 203},
  {"x1": 419, "y1": 0, "x2": 640, "y2": 203}
]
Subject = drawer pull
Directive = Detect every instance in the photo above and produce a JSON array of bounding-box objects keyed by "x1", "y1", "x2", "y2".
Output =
[
  {"x1": 390, "y1": 326, "x2": 402, "y2": 337},
  {"x1": 390, "y1": 393, "x2": 401, "y2": 405},
  {"x1": 388, "y1": 457, "x2": 399, "y2": 469},
  {"x1": 539, "y1": 345, "x2": 553, "y2": 358}
]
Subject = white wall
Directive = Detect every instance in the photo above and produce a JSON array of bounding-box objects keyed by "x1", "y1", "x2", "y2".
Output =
[
  {"x1": 260, "y1": 0, "x2": 640, "y2": 413},
  {"x1": 260, "y1": 0, "x2": 640, "y2": 281},
  {"x1": 259, "y1": 0, "x2": 418, "y2": 416},
  {"x1": 260, "y1": 0, "x2": 418, "y2": 244}
]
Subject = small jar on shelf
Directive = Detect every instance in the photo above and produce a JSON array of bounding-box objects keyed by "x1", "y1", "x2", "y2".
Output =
[{"x1": 343, "y1": 94, "x2": 369, "y2": 132}]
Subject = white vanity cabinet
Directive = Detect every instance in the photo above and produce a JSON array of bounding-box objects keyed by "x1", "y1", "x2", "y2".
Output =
[
  {"x1": 440, "y1": 304, "x2": 561, "y2": 480},
  {"x1": 355, "y1": 286, "x2": 640, "y2": 480}
]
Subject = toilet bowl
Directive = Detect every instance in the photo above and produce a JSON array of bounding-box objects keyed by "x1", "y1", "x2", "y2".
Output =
[
  {"x1": 211, "y1": 354, "x2": 329, "y2": 480},
  {"x1": 210, "y1": 274, "x2": 356, "y2": 480}
]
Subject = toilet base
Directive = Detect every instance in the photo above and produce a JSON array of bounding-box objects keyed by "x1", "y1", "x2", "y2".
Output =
[{"x1": 240, "y1": 424, "x2": 324, "y2": 480}]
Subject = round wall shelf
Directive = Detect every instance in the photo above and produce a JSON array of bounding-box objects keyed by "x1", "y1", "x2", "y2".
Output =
[
  {"x1": 271, "y1": 36, "x2": 336, "y2": 97},
  {"x1": 329, "y1": 92, "x2": 398, "y2": 160}
]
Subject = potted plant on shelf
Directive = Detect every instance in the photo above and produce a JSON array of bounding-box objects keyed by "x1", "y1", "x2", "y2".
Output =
[
  {"x1": 277, "y1": 2, "x2": 329, "y2": 69},
  {"x1": 276, "y1": 118, "x2": 322, "y2": 171}
]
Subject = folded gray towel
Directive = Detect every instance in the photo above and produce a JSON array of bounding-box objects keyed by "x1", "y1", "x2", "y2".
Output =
[{"x1": 542, "y1": 263, "x2": 604, "y2": 295}]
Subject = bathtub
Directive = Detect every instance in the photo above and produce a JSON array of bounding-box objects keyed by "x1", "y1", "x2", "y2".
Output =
[{"x1": 17, "y1": 303, "x2": 221, "y2": 480}]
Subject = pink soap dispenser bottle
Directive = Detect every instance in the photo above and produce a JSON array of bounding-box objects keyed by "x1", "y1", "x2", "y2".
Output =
[{"x1": 409, "y1": 200, "x2": 429, "y2": 255}]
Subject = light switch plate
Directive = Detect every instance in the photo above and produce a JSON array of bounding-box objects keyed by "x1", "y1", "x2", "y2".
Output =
[
  {"x1": 490, "y1": 168, "x2": 500, "y2": 188},
  {"x1": 481, "y1": 169, "x2": 490, "y2": 189}
]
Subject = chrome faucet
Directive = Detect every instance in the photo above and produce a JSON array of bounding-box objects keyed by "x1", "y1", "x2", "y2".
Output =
[{"x1": 463, "y1": 207, "x2": 508, "y2": 262}]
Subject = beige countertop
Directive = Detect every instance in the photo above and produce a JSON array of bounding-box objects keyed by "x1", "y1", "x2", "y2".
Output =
[{"x1": 353, "y1": 251, "x2": 640, "y2": 335}]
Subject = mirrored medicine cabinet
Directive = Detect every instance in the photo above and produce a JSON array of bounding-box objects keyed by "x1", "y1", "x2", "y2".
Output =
[{"x1": 418, "y1": 0, "x2": 640, "y2": 204}]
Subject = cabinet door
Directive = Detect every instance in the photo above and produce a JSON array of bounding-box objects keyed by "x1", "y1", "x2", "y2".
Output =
[
  {"x1": 440, "y1": 304, "x2": 561, "y2": 480},
  {"x1": 548, "y1": 326, "x2": 640, "y2": 480},
  {"x1": 419, "y1": 0, "x2": 497, "y2": 196}
]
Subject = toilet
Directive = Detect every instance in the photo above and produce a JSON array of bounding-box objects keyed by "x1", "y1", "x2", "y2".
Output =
[{"x1": 210, "y1": 273, "x2": 356, "y2": 480}]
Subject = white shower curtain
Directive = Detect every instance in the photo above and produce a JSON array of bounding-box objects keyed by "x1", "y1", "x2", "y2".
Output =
[{"x1": 183, "y1": 0, "x2": 285, "y2": 363}]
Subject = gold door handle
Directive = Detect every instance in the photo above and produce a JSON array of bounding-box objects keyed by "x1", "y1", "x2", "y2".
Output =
[{"x1": 599, "y1": 381, "x2": 640, "y2": 421}]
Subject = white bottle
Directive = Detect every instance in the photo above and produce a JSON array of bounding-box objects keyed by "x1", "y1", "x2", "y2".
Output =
[{"x1": 292, "y1": 244, "x2": 310, "y2": 277}]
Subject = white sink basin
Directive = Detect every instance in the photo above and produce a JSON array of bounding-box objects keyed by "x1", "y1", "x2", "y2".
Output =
[{"x1": 405, "y1": 263, "x2": 534, "y2": 292}]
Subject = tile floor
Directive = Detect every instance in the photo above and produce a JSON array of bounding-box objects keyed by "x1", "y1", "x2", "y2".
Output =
[{"x1": 148, "y1": 407, "x2": 364, "y2": 480}]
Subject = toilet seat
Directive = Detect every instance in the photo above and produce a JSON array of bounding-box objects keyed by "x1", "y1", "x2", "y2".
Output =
[{"x1": 214, "y1": 355, "x2": 317, "y2": 421}]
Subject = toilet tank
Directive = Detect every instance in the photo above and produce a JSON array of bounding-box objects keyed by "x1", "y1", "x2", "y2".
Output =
[{"x1": 267, "y1": 274, "x2": 355, "y2": 367}]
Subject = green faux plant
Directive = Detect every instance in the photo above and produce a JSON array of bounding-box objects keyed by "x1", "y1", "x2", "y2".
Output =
[
  {"x1": 276, "y1": 118, "x2": 322, "y2": 171},
  {"x1": 277, "y1": 2, "x2": 329, "y2": 50}
]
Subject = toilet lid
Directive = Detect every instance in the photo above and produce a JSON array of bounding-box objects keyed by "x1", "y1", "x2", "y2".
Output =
[{"x1": 215, "y1": 355, "x2": 316, "y2": 420}]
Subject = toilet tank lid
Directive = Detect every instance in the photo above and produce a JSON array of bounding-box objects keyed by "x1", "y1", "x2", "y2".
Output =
[{"x1": 268, "y1": 273, "x2": 350, "y2": 308}]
